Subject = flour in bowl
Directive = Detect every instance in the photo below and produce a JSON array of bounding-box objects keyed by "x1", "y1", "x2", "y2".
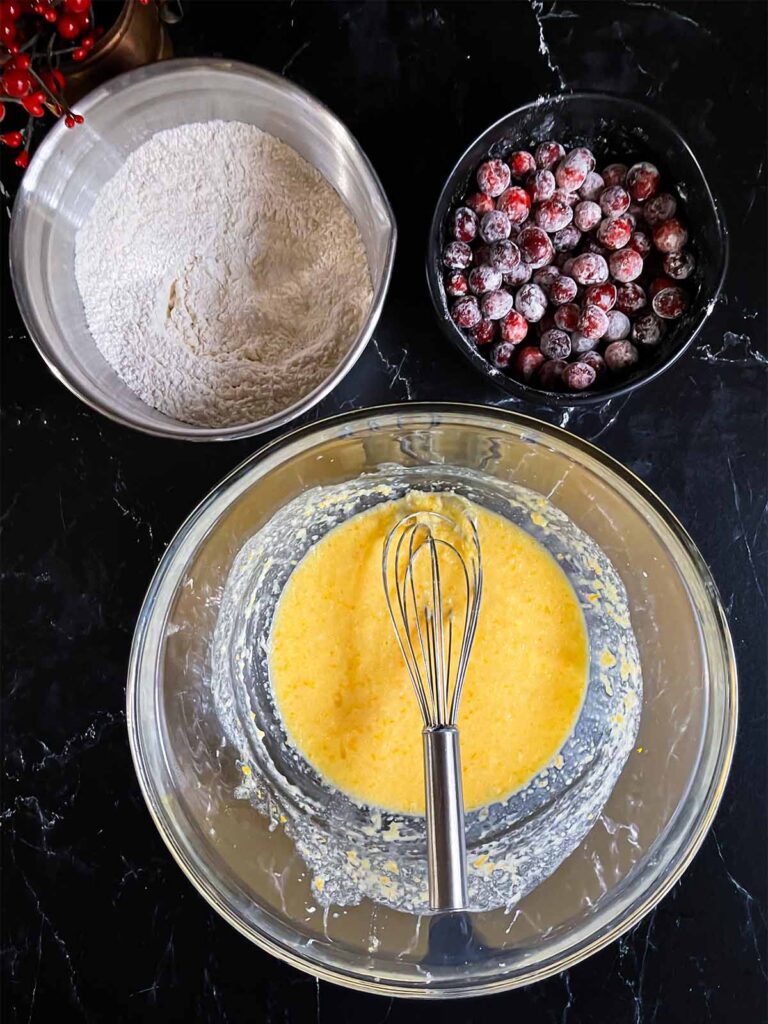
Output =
[{"x1": 74, "y1": 120, "x2": 373, "y2": 427}]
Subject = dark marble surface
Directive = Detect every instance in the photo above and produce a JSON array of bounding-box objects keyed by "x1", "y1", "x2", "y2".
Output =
[{"x1": 2, "y1": 2, "x2": 766, "y2": 1021}]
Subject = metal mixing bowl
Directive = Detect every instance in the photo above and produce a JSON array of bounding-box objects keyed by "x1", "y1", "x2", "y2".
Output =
[
  {"x1": 10, "y1": 58, "x2": 396, "y2": 440},
  {"x1": 127, "y1": 404, "x2": 736, "y2": 998},
  {"x1": 426, "y1": 93, "x2": 728, "y2": 406}
]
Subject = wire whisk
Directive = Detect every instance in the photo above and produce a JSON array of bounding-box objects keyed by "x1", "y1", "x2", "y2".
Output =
[{"x1": 382, "y1": 508, "x2": 483, "y2": 910}]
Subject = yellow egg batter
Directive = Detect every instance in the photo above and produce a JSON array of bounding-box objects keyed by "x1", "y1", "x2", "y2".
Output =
[{"x1": 269, "y1": 492, "x2": 588, "y2": 814}]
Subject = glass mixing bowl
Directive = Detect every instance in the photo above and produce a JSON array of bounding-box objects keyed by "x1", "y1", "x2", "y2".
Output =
[{"x1": 127, "y1": 405, "x2": 736, "y2": 997}]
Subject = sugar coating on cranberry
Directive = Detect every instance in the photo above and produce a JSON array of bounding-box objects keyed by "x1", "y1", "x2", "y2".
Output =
[
  {"x1": 602, "y1": 163, "x2": 628, "y2": 187},
  {"x1": 508, "y1": 150, "x2": 536, "y2": 179},
  {"x1": 514, "y1": 345, "x2": 546, "y2": 381},
  {"x1": 563, "y1": 361, "x2": 597, "y2": 390},
  {"x1": 571, "y1": 252, "x2": 609, "y2": 285},
  {"x1": 526, "y1": 169, "x2": 556, "y2": 204},
  {"x1": 481, "y1": 288, "x2": 515, "y2": 320},
  {"x1": 553, "y1": 188, "x2": 579, "y2": 209},
  {"x1": 538, "y1": 358, "x2": 568, "y2": 389},
  {"x1": 582, "y1": 350, "x2": 606, "y2": 377},
  {"x1": 503, "y1": 262, "x2": 533, "y2": 287},
  {"x1": 535, "y1": 196, "x2": 574, "y2": 233},
  {"x1": 628, "y1": 230, "x2": 652, "y2": 258},
  {"x1": 584, "y1": 281, "x2": 617, "y2": 311},
  {"x1": 554, "y1": 303, "x2": 580, "y2": 332},
  {"x1": 571, "y1": 330, "x2": 599, "y2": 354},
  {"x1": 477, "y1": 159, "x2": 511, "y2": 197},
  {"x1": 556, "y1": 148, "x2": 593, "y2": 192},
  {"x1": 644, "y1": 192, "x2": 677, "y2": 227},
  {"x1": 452, "y1": 206, "x2": 477, "y2": 242},
  {"x1": 534, "y1": 141, "x2": 566, "y2": 170},
  {"x1": 500, "y1": 309, "x2": 529, "y2": 343},
  {"x1": 470, "y1": 317, "x2": 496, "y2": 345},
  {"x1": 575, "y1": 303, "x2": 608, "y2": 340},
  {"x1": 663, "y1": 250, "x2": 695, "y2": 280},
  {"x1": 489, "y1": 239, "x2": 521, "y2": 273},
  {"x1": 468, "y1": 265, "x2": 503, "y2": 294},
  {"x1": 626, "y1": 162, "x2": 660, "y2": 202},
  {"x1": 615, "y1": 282, "x2": 647, "y2": 315},
  {"x1": 480, "y1": 210, "x2": 512, "y2": 243},
  {"x1": 515, "y1": 282, "x2": 548, "y2": 322},
  {"x1": 573, "y1": 200, "x2": 602, "y2": 233},
  {"x1": 451, "y1": 295, "x2": 482, "y2": 328},
  {"x1": 490, "y1": 340, "x2": 516, "y2": 368},
  {"x1": 549, "y1": 275, "x2": 578, "y2": 305},
  {"x1": 465, "y1": 191, "x2": 495, "y2": 216},
  {"x1": 443, "y1": 241, "x2": 473, "y2": 269},
  {"x1": 579, "y1": 171, "x2": 605, "y2": 202},
  {"x1": 604, "y1": 309, "x2": 631, "y2": 341},
  {"x1": 518, "y1": 226, "x2": 555, "y2": 268},
  {"x1": 533, "y1": 265, "x2": 561, "y2": 290},
  {"x1": 604, "y1": 339, "x2": 639, "y2": 372},
  {"x1": 652, "y1": 286, "x2": 688, "y2": 319},
  {"x1": 540, "y1": 328, "x2": 572, "y2": 360},
  {"x1": 445, "y1": 270, "x2": 468, "y2": 297},
  {"x1": 632, "y1": 312, "x2": 665, "y2": 346},
  {"x1": 598, "y1": 185, "x2": 630, "y2": 218},
  {"x1": 653, "y1": 218, "x2": 688, "y2": 254},
  {"x1": 597, "y1": 215, "x2": 633, "y2": 251},
  {"x1": 553, "y1": 224, "x2": 582, "y2": 252},
  {"x1": 609, "y1": 247, "x2": 644, "y2": 283}
]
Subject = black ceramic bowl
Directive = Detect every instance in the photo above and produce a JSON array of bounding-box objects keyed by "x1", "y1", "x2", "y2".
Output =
[{"x1": 427, "y1": 93, "x2": 728, "y2": 406}]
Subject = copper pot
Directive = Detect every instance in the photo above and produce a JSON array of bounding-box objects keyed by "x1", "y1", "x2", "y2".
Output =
[{"x1": 64, "y1": 0, "x2": 173, "y2": 104}]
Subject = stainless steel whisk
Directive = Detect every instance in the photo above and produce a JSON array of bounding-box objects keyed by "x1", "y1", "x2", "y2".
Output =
[{"x1": 382, "y1": 509, "x2": 483, "y2": 911}]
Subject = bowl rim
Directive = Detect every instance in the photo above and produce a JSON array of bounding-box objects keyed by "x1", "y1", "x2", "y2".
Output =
[
  {"x1": 426, "y1": 91, "x2": 730, "y2": 408},
  {"x1": 126, "y1": 401, "x2": 738, "y2": 999},
  {"x1": 9, "y1": 57, "x2": 397, "y2": 442}
]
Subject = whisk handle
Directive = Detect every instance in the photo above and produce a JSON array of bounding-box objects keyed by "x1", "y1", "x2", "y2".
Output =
[{"x1": 423, "y1": 726, "x2": 468, "y2": 911}]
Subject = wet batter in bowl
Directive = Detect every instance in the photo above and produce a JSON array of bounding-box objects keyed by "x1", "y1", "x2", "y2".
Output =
[{"x1": 270, "y1": 492, "x2": 588, "y2": 815}]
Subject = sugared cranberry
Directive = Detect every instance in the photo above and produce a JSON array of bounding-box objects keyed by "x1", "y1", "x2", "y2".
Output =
[
  {"x1": 533, "y1": 265, "x2": 561, "y2": 290},
  {"x1": 538, "y1": 358, "x2": 568, "y2": 389},
  {"x1": 571, "y1": 330, "x2": 598, "y2": 354},
  {"x1": 555, "y1": 148, "x2": 593, "y2": 192},
  {"x1": 579, "y1": 171, "x2": 605, "y2": 202},
  {"x1": 497, "y1": 186, "x2": 531, "y2": 224},
  {"x1": 573, "y1": 200, "x2": 602, "y2": 233},
  {"x1": 597, "y1": 215, "x2": 632, "y2": 251},
  {"x1": 604, "y1": 309, "x2": 631, "y2": 340},
  {"x1": 649, "y1": 275, "x2": 675, "y2": 299},
  {"x1": 644, "y1": 192, "x2": 677, "y2": 227},
  {"x1": 477, "y1": 159, "x2": 511, "y2": 197},
  {"x1": 526, "y1": 169, "x2": 556, "y2": 203},
  {"x1": 536, "y1": 196, "x2": 573, "y2": 233},
  {"x1": 571, "y1": 252, "x2": 609, "y2": 285},
  {"x1": 451, "y1": 295, "x2": 482, "y2": 328},
  {"x1": 443, "y1": 241, "x2": 473, "y2": 269},
  {"x1": 514, "y1": 345, "x2": 546, "y2": 381},
  {"x1": 534, "y1": 141, "x2": 566, "y2": 170},
  {"x1": 602, "y1": 163, "x2": 628, "y2": 187},
  {"x1": 663, "y1": 250, "x2": 695, "y2": 280},
  {"x1": 468, "y1": 265, "x2": 503, "y2": 295},
  {"x1": 628, "y1": 231, "x2": 652, "y2": 258},
  {"x1": 577, "y1": 303, "x2": 609, "y2": 340},
  {"x1": 503, "y1": 262, "x2": 532, "y2": 287},
  {"x1": 490, "y1": 341, "x2": 516, "y2": 368},
  {"x1": 508, "y1": 150, "x2": 536, "y2": 179},
  {"x1": 582, "y1": 350, "x2": 606, "y2": 378},
  {"x1": 609, "y1": 248, "x2": 643, "y2": 283},
  {"x1": 615, "y1": 282, "x2": 647, "y2": 315},
  {"x1": 500, "y1": 309, "x2": 529, "y2": 343},
  {"x1": 540, "y1": 328, "x2": 571, "y2": 360},
  {"x1": 489, "y1": 239, "x2": 521, "y2": 273},
  {"x1": 518, "y1": 226, "x2": 554, "y2": 269},
  {"x1": 465, "y1": 191, "x2": 495, "y2": 216},
  {"x1": 515, "y1": 282, "x2": 548, "y2": 322},
  {"x1": 552, "y1": 224, "x2": 582, "y2": 252},
  {"x1": 482, "y1": 289, "x2": 515, "y2": 320},
  {"x1": 598, "y1": 186, "x2": 630, "y2": 217},
  {"x1": 480, "y1": 210, "x2": 512, "y2": 243},
  {"x1": 553, "y1": 188, "x2": 579, "y2": 208},
  {"x1": 604, "y1": 339, "x2": 639, "y2": 371},
  {"x1": 584, "y1": 281, "x2": 617, "y2": 311},
  {"x1": 445, "y1": 271, "x2": 468, "y2": 297},
  {"x1": 451, "y1": 206, "x2": 478, "y2": 242},
  {"x1": 563, "y1": 361, "x2": 597, "y2": 390},
  {"x1": 626, "y1": 162, "x2": 660, "y2": 202},
  {"x1": 653, "y1": 218, "x2": 688, "y2": 254},
  {"x1": 549, "y1": 275, "x2": 578, "y2": 305},
  {"x1": 632, "y1": 312, "x2": 665, "y2": 346},
  {"x1": 554, "y1": 302, "x2": 580, "y2": 332},
  {"x1": 652, "y1": 286, "x2": 688, "y2": 319},
  {"x1": 470, "y1": 318, "x2": 496, "y2": 345}
]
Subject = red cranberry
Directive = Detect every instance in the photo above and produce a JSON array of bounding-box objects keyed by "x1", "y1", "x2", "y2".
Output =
[
  {"x1": 465, "y1": 191, "x2": 495, "y2": 216},
  {"x1": 652, "y1": 286, "x2": 688, "y2": 320},
  {"x1": 526, "y1": 169, "x2": 556, "y2": 203},
  {"x1": 515, "y1": 282, "x2": 548, "y2": 322},
  {"x1": 500, "y1": 309, "x2": 529, "y2": 343},
  {"x1": 554, "y1": 303, "x2": 580, "y2": 332},
  {"x1": 552, "y1": 188, "x2": 579, "y2": 208},
  {"x1": 482, "y1": 289, "x2": 515, "y2": 320},
  {"x1": 468, "y1": 265, "x2": 503, "y2": 295},
  {"x1": 536, "y1": 196, "x2": 573, "y2": 233},
  {"x1": 653, "y1": 218, "x2": 688, "y2": 254},
  {"x1": 602, "y1": 163, "x2": 628, "y2": 187},
  {"x1": 538, "y1": 358, "x2": 568, "y2": 389},
  {"x1": 540, "y1": 328, "x2": 572, "y2": 360},
  {"x1": 497, "y1": 186, "x2": 531, "y2": 224},
  {"x1": 632, "y1": 312, "x2": 665, "y2": 346},
  {"x1": 518, "y1": 226, "x2": 555, "y2": 268},
  {"x1": 571, "y1": 330, "x2": 599, "y2": 354},
  {"x1": 577, "y1": 304, "x2": 609, "y2": 340},
  {"x1": 628, "y1": 231, "x2": 652, "y2": 258},
  {"x1": 534, "y1": 141, "x2": 565, "y2": 170},
  {"x1": 582, "y1": 350, "x2": 606, "y2": 378},
  {"x1": 503, "y1": 262, "x2": 532, "y2": 287},
  {"x1": 490, "y1": 239, "x2": 521, "y2": 273},
  {"x1": 533, "y1": 265, "x2": 561, "y2": 290},
  {"x1": 649, "y1": 275, "x2": 675, "y2": 299},
  {"x1": 477, "y1": 159, "x2": 511, "y2": 197},
  {"x1": 615, "y1": 282, "x2": 647, "y2": 315},
  {"x1": 553, "y1": 224, "x2": 582, "y2": 252},
  {"x1": 604, "y1": 339, "x2": 639, "y2": 371},
  {"x1": 480, "y1": 210, "x2": 512, "y2": 243},
  {"x1": 549, "y1": 275, "x2": 578, "y2": 305},
  {"x1": 663, "y1": 250, "x2": 695, "y2": 280},
  {"x1": 555, "y1": 149, "x2": 593, "y2": 192},
  {"x1": 573, "y1": 200, "x2": 602, "y2": 233},
  {"x1": 443, "y1": 241, "x2": 473, "y2": 269},
  {"x1": 598, "y1": 186, "x2": 630, "y2": 217},
  {"x1": 470, "y1": 317, "x2": 497, "y2": 345},
  {"x1": 490, "y1": 340, "x2": 516, "y2": 368},
  {"x1": 508, "y1": 150, "x2": 536, "y2": 179},
  {"x1": 604, "y1": 309, "x2": 631, "y2": 340},
  {"x1": 644, "y1": 192, "x2": 677, "y2": 227},
  {"x1": 451, "y1": 206, "x2": 478, "y2": 242},
  {"x1": 563, "y1": 361, "x2": 597, "y2": 390},
  {"x1": 609, "y1": 248, "x2": 644, "y2": 283},
  {"x1": 584, "y1": 282, "x2": 617, "y2": 311},
  {"x1": 445, "y1": 271, "x2": 468, "y2": 297},
  {"x1": 571, "y1": 252, "x2": 609, "y2": 285},
  {"x1": 579, "y1": 171, "x2": 605, "y2": 202},
  {"x1": 451, "y1": 295, "x2": 482, "y2": 328},
  {"x1": 597, "y1": 215, "x2": 632, "y2": 251},
  {"x1": 626, "y1": 162, "x2": 660, "y2": 202},
  {"x1": 514, "y1": 345, "x2": 546, "y2": 381}
]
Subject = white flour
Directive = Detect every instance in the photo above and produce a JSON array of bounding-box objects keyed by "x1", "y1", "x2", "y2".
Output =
[{"x1": 75, "y1": 121, "x2": 373, "y2": 427}]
